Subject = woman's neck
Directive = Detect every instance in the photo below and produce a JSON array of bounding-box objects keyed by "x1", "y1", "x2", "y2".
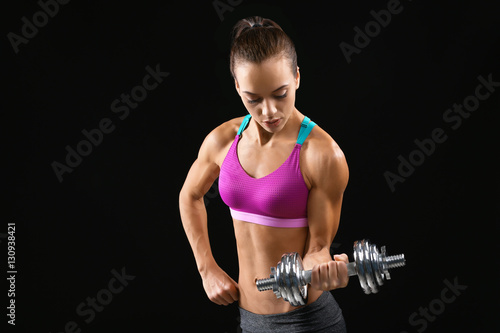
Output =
[{"x1": 247, "y1": 108, "x2": 302, "y2": 146}]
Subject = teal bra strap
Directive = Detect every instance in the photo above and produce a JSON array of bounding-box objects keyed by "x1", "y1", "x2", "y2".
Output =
[
  {"x1": 238, "y1": 114, "x2": 315, "y2": 143},
  {"x1": 237, "y1": 114, "x2": 252, "y2": 136},
  {"x1": 296, "y1": 116, "x2": 316, "y2": 145}
]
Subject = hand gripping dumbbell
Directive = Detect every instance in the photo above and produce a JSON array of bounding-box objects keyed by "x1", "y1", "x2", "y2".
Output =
[{"x1": 255, "y1": 239, "x2": 406, "y2": 307}]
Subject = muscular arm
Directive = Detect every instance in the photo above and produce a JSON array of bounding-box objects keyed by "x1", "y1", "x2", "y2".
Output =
[
  {"x1": 179, "y1": 147, "x2": 219, "y2": 274},
  {"x1": 179, "y1": 123, "x2": 240, "y2": 305},
  {"x1": 301, "y1": 132, "x2": 350, "y2": 291}
]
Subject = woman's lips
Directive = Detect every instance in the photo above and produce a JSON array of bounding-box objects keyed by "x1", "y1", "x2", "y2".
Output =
[{"x1": 263, "y1": 118, "x2": 281, "y2": 127}]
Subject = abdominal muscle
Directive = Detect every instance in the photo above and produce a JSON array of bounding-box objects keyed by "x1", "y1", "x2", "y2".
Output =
[{"x1": 233, "y1": 218, "x2": 323, "y2": 314}]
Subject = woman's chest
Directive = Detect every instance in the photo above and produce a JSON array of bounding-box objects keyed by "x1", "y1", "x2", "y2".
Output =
[{"x1": 237, "y1": 140, "x2": 296, "y2": 179}]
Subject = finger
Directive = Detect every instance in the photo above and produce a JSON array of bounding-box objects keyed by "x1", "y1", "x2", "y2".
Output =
[
  {"x1": 310, "y1": 264, "x2": 321, "y2": 289},
  {"x1": 218, "y1": 288, "x2": 235, "y2": 305},
  {"x1": 209, "y1": 293, "x2": 225, "y2": 306},
  {"x1": 215, "y1": 297, "x2": 227, "y2": 306},
  {"x1": 209, "y1": 284, "x2": 231, "y2": 306},
  {"x1": 335, "y1": 260, "x2": 349, "y2": 288},
  {"x1": 333, "y1": 253, "x2": 349, "y2": 264},
  {"x1": 319, "y1": 263, "x2": 330, "y2": 290},
  {"x1": 222, "y1": 275, "x2": 239, "y2": 300},
  {"x1": 326, "y1": 261, "x2": 339, "y2": 289},
  {"x1": 222, "y1": 280, "x2": 241, "y2": 305},
  {"x1": 227, "y1": 283, "x2": 240, "y2": 302}
]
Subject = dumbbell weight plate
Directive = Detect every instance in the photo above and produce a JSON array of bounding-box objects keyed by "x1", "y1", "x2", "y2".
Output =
[
  {"x1": 291, "y1": 253, "x2": 307, "y2": 306},
  {"x1": 370, "y1": 243, "x2": 384, "y2": 288},
  {"x1": 362, "y1": 240, "x2": 378, "y2": 294},
  {"x1": 278, "y1": 253, "x2": 295, "y2": 306},
  {"x1": 278, "y1": 253, "x2": 307, "y2": 307},
  {"x1": 353, "y1": 240, "x2": 369, "y2": 294},
  {"x1": 277, "y1": 253, "x2": 289, "y2": 303}
]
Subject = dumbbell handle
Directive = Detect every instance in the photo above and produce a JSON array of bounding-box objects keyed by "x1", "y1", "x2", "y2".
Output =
[
  {"x1": 301, "y1": 262, "x2": 357, "y2": 283},
  {"x1": 257, "y1": 262, "x2": 358, "y2": 292}
]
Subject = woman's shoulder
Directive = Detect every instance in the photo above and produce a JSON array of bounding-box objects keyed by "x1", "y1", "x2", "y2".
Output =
[
  {"x1": 300, "y1": 121, "x2": 348, "y2": 185},
  {"x1": 205, "y1": 116, "x2": 246, "y2": 145},
  {"x1": 199, "y1": 116, "x2": 247, "y2": 163},
  {"x1": 303, "y1": 122, "x2": 345, "y2": 160}
]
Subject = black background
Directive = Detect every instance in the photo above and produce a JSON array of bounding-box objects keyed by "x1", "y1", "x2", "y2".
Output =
[{"x1": 3, "y1": 0, "x2": 499, "y2": 332}]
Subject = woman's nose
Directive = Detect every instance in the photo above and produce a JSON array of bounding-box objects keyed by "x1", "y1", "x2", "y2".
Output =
[{"x1": 261, "y1": 100, "x2": 277, "y2": 118}]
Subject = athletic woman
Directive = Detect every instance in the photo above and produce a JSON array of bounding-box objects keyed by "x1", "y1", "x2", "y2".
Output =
[{"x1": 179, "y1": 16, "x2": 349, "y2": 332}]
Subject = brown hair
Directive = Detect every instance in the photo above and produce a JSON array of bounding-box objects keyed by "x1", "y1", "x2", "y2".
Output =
[{"x1": 229, "y1": 16, "x2": 298, "y2": 79}]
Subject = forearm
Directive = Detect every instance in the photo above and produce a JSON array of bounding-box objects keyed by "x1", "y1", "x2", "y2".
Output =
[
  {"x1": 179, "y1": 191, "x2": 216, "y2": 276},
  {"x1": 179, "y1": 189, "x2": 240, "y2": 305}
]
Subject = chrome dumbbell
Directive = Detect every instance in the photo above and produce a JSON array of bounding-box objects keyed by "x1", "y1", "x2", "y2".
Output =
[{"x1": 255, "y1": 239, "x2": 406, "y2": 306}]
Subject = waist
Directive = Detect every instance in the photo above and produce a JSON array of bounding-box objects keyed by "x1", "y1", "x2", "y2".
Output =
[
  {"x1": 238, "y1": 277, "x2": 324, "y2": 315},
  {"x1": 233, "y1": 218, "x2": 310, "y2": 314}
]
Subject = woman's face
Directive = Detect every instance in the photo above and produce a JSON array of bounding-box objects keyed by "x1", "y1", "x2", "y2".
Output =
[{"x1": 234, "y1": 56, "x2": 300, "y2": 134}]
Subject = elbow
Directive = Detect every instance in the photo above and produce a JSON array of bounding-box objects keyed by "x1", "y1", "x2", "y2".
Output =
[
  {"x1": 179, "y1": 186, "x2": 194, "y2": 210},
  {"x1": 179, "y1": 185, "x2": 204, "y2": 212},
  {"x1": 179, "y1": 185, "x2": 187, "y2": 204},
  {"x1": 179, "y1": 185, "x2": 186, "y2": 207}
]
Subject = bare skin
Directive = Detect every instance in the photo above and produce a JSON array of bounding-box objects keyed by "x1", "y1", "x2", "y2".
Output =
[{"x1": 179, "y1": 57, "x2": 350, "y2": 314}]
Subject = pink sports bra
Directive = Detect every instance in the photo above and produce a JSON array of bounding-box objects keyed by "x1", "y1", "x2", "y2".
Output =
[{"x1": 218, "y1": 115, "x2": 316, "y2": 228}]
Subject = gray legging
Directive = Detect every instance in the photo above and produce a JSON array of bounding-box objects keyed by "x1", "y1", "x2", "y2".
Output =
[{"x1": 239, "y1": 291, "x2": 347, "y2": 333}]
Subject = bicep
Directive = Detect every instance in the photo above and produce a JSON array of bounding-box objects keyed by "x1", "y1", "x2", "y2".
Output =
[
  {"x1": 180, "y1": 133, "x2": 223, "y2": 202},
  {"x1": 306, "y1": 148, "x2": 349, "y2": 249}
]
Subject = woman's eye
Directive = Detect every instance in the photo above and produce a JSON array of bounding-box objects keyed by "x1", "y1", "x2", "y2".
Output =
[{"x1": 247, "y1": 93, "x2": 286, "y2": 104}]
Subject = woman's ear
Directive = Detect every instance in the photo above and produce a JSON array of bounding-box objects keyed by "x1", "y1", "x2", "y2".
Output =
[
  {"x1": 295, "y1": 66, "x2": 300, "y2": 90},
  {"x1": 234, "y1": 78, "x2": 241, "y2": 96}
]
